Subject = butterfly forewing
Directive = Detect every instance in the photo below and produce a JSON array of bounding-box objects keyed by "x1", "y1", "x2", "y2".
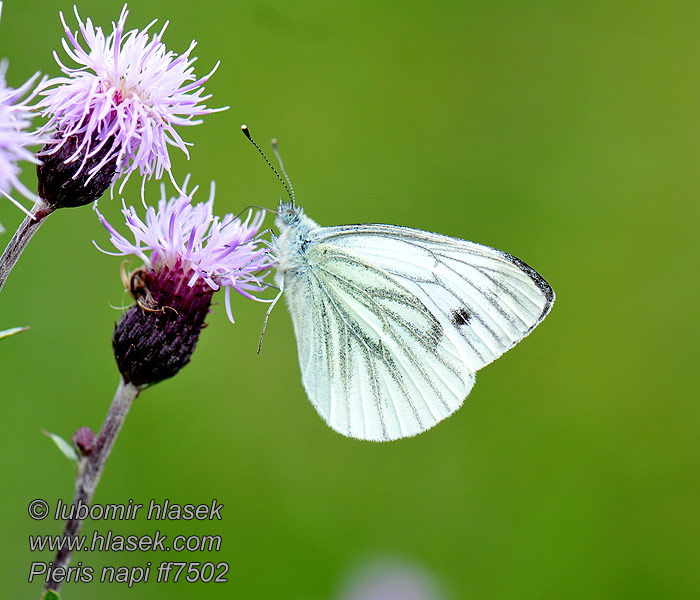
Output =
[{"x1": 310, "y1": 225, "x2": 554, "y2": 370}]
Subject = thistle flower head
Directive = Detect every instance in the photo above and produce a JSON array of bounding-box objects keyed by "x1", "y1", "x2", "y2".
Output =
[
  {"x1": 37, "y1": 4, "x2": 226, "y2": 196},
  {"x1": 96, "y1": 178, "x2": 272, "y2": 387},
  {"x1": 96, "y1": 176, "x2": 272, "y2": 319},
  {"x1": 0, "y1": 3, "x2": 42, "y2": 217}
]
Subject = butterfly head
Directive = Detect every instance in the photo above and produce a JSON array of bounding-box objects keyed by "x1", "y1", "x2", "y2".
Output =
[{"x1": 275, "y1": 200, "x2": 304, "y2": 230}]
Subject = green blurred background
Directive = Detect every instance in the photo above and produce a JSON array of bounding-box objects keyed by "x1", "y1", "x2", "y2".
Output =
[{"x1": 1, "y1": 1, "x2": 698, "y2": 598}]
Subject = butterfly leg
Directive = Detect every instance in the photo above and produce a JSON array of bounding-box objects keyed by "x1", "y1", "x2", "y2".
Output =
[{"x1": 257, "y1": 278, "x2": 285, "y2": 354}]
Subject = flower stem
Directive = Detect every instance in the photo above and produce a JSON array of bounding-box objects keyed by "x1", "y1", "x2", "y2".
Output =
[
  {"x1": 44, "y1": 377, "x2": 140, "y2": 595},
  {"x1": 0, "y1": 198, "x2": 54, "y2": 294}
]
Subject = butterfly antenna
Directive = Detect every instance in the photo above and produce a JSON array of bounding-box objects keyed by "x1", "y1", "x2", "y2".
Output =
[
  {"x1": 231, "y1": 204, "x2": 274, "y2": 221},
  {"x1": 271, "y1": 138, "x2": 295, "y2": 205},
  {"x1": 241, "y1": 125, "x2": 294, "y2": 204}
]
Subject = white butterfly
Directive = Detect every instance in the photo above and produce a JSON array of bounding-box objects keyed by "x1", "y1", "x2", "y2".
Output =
[{"x1": 270, "y1": 201, "x2": 555, "y2": 442}]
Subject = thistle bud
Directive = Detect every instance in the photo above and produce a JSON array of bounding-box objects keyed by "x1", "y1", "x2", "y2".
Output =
[
  {"x1": 113, "y1": 262, "x2": 214, "y2": 387},
  {"x1": 36, "y1": 134, "x2": 118, "y2": 209},
  {"x1": 71, "y1": 426, "x2": 96, "y2": 456}
]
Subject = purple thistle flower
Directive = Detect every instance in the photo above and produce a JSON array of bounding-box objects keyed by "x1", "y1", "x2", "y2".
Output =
[
  {"x1": 36, "y1": 4, "x2": 226, "y2": 195},
  {"x1": 0, "y1": 4, "x2": 42, "y2": 220},
  {"x1": 95, "y1": 177, "x2": 272, "y2": 386},
  {"x1": 96, "y1": 176, "x2": 272, "y2": 318}
]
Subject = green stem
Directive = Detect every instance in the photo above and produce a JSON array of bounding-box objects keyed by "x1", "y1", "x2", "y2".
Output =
[{"x1": 0, "y1": 198, "x2": 54, "y2": 294}]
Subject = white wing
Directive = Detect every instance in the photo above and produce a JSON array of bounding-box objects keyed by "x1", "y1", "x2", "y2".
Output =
[{"x1": 283, "y1": 224, "x2": 554, "y2": 442}]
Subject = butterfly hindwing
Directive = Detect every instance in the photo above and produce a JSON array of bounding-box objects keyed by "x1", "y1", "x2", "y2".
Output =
[{"x1": 284, "y1": 237, "x2": 475, "y2": 441}]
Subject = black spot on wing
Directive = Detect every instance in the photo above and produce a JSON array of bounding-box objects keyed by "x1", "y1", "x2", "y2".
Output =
[{"x1": 451, "y1": 307, "x2": 471, "y2": 326}]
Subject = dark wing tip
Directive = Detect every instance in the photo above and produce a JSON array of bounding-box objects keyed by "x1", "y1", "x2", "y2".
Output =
[{"x1": 500, "y1": 251, "x2": 555, "y2": 323}]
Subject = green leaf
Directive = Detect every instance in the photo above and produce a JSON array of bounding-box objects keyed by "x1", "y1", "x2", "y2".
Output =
[
  {"x1": 42, "y1": 590, "x2": 60, "y2": 600},
  {"x1": 43, "y1": 430, "x2": 79, "y2": 469},
  {"x1": 0, "y1": 326, "x2": 29, "y2": 340}
]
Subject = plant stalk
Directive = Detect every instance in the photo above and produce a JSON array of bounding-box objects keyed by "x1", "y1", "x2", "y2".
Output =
[
  {"x1": 0, "y1": 198, "x2": 54, "y2": 293},
  {"x1": 44, "y1": 377, "x2": 140, "y2": 595}
]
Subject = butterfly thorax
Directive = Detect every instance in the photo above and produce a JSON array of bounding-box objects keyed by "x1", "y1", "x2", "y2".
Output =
[{"x1": 274, "y1": 203, "x2": 320, "y2": 279}]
